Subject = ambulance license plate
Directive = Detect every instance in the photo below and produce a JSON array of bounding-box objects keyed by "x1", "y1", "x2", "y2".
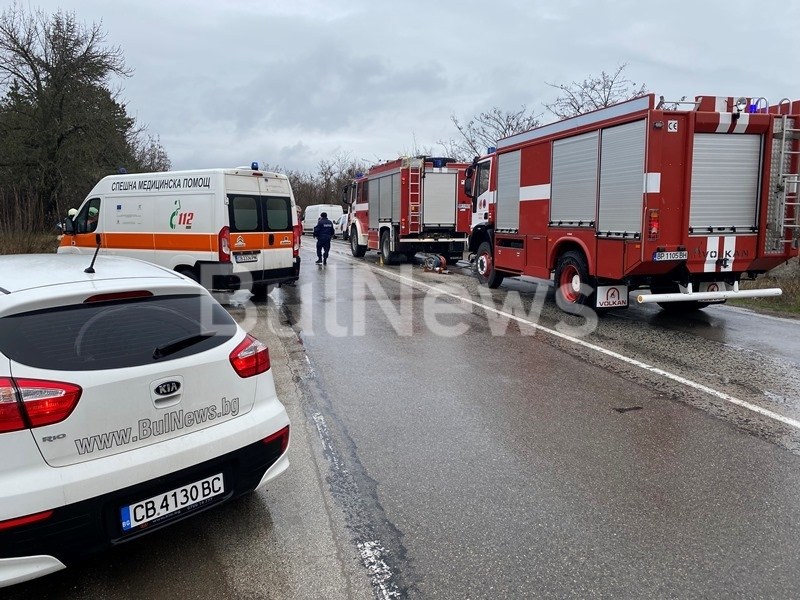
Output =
[
  {"x1": 119, "y1": 473, "x2": 224, "y2": 532},
  {"x1": 652, "y1": 250, "x2": 688, "y2": 262},
  {"x1": 234, "y1": 253, "x2": 258, "y2": 263}
]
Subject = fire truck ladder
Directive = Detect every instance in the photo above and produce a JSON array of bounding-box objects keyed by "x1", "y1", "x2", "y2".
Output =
[
  {"x1": 775, "y1": 114, "x2": 800, "y2": 248},
  {"x1": 407, "y1": 162, "x2": 422, "y2": 234}
]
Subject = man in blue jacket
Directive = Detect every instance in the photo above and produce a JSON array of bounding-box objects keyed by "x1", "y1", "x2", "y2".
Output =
[{"x1": 313, "y1": 211, "x2": 335, "y2": 265}]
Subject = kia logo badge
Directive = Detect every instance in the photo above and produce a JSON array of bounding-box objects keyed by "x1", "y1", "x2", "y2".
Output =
[{"x1": 155, "y1": 381, "x2": 181, "y2": 396}]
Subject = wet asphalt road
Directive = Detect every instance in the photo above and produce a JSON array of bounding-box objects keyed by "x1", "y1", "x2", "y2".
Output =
[
  {"x1": 277, "y1": 241, "x2": 800, "y2": 598},
  {"x1": 8, "y1": 240, "x2": 800, "y2": 598}
]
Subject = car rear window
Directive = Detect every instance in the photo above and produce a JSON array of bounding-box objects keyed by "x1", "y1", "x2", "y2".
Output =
[
  {"x1": 0, "y1": 294, "x2": 238, "y2": 371},
  {"x1": 229, "y1": 195, "x2": 291, "y2": 233}
]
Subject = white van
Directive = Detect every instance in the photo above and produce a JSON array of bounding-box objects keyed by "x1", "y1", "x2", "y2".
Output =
[
  {"x1": 58, "y1": 165, "x2": 300, "y2": 298},
  {"x1": 303, "y1": 204, "x2": 343, "y2": 235}
]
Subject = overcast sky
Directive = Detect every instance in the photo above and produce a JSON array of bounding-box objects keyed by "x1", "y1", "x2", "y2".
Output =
[{"x1": 23, "y1": 0, "x2": 800, "y2": 174}]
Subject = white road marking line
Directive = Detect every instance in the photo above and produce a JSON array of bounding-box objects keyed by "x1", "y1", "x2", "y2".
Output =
[{"x1": 329, "y1": 250, "x2": 800, "y2": 431}]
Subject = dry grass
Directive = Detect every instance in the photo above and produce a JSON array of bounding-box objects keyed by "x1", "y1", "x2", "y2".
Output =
[
  {"x1": 0, "y1": 230, "x2": 60, "y2": 255},
  {"x1": 731, "y1": 261, "x2": 800, "y2": 316}
]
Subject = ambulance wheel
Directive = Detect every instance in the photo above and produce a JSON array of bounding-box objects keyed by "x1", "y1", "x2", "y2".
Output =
[
  {"x1": 251, "y1": 283, "x2": 271, "y2": 300},
  {"x1": 554, "y1": 251, "x2": 594, "y2": 308},
  {"x1": 350, "y1": 226, "x2": 366, "y2": 257},
  {"x1": 176, "y1": 267, "x2": 198, "y2": 283},
  {"x1": 380, "y1": 230, "x2": 400, "y2": 265},
  {"x1": 474, "y1": 241, "x2": 504, "y2": 288}
]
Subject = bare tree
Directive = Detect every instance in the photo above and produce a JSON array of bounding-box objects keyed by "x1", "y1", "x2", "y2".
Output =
[
  {"x1": 440, "y1": 105, "x2": 541, "y2": 161},
  {"x1": 544, "y1": 63, "x2": 647, "y2": 120},
  {"x1": 132, "y1": 133, "x2": 171, "y2": 172},
  {"x1": 285, "y1": 151, "x2": 368, "y2": 211}
]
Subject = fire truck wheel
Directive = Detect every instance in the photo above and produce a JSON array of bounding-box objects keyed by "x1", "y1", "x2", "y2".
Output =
[
  {"x1": 652, "y1": 284, "x2": 722, "y2": 312},
  {"x1": 380, "y1": 230, "x2": 400, "y2": 265},
  {"x1": 474, "y1": 241, "x2": 504, "y2": 288},
  {"x1": 350, "y1": 226, "x2": 366, "y2": 257},
  {"x1": 554, "y1": 251, "x2": 594, "y2": 307}
]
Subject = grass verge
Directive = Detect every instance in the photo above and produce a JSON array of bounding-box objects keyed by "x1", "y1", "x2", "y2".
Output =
[
  {"x1": 0, "y1": 231, "x2": 60, "y2": 255},
  {"x1": 729, "y1": 263, "x2": 800, "y2": 316}
]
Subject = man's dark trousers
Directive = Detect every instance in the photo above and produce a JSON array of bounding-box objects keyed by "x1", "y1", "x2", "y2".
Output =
[
  {"x1": 316, "y1": 238, "x2": 331, "y2": 263},
  {"x1": 314, "y1": 216, "x2": 335, "y2": 264}
]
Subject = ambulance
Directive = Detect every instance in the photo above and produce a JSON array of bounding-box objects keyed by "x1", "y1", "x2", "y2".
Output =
[{"x1": 59, "y1": 164, "x2": 301, "y2": 298}]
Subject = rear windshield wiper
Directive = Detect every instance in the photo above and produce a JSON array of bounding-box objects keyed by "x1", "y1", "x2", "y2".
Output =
[{"x1": 153, "y1": 332, "x2": 216, "y2": 359}]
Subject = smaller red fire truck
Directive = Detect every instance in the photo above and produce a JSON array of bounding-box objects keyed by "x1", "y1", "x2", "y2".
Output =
[
  {"x1": 344, "y1": 157, "x2": 472, "y2": 265},
  {"x1": 465, "y1": 94, "x2": 800, "y2": 313}
]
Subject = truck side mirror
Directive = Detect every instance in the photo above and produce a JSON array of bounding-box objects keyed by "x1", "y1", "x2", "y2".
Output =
[
  {"x1": 63, "y1": 217, "x2": 75, "y2": 235},
  {"x1": 464, "y1": 168, "x2": 474, "y2": 199}
]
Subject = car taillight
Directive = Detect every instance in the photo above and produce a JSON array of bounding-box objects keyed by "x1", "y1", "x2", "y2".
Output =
[
  {"x1": 0, "y1": 378, "x2": 25, "y2": 433},
  {"x1": 0, "y1": 377, "x2": 81, "y2": 433},
  {"x1": 219, "y1": 226, "x2": 231, "y2": 263},
  {"x1": 84, "y1": 290, "x2": 153, "y2": 303},
  {"x1": 0, "y1": 510, "x2": 54, "y2": 531},
  {"x1": 263, "y1": 424, "x2": 290, "y2": 454},
  {"x1": 229, "y1": 334, "x2": 270, "y2": 378},
  {"x1": 17, "y1": 379, "x2": 82, "y2": 427},
  {"x1": 293, "y1": 225, "x2": 301, "y2": 256},
  {"x1": 648, "y1": 209, "x2": 660, "y2": 241}
]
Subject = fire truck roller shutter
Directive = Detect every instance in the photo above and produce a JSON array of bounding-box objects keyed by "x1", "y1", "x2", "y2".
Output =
[
  {"x1": 422, "y1": 172, "x2": 457, "y2": 226},
  {"x1": 391, "y1": 174, "x2": 400, "y2": 222},
  {"x1": 379, "y1": 175, "x2": 392, "y2": 222},
  {"x1": 496, "y1": 151, "x2": 522, "y2": 230},
  {"x1": 597, "y1": 120, "x2": 646, "y2": 235},
  {"x1": 689, "y1": 134, "x2": 761, "y2": 231},
  {"x1": 368, "y1": 177, "x2": 380, "y2": 229},
  {"x1": 551, "y1": 131, "x2": 599, "y2": 225}
]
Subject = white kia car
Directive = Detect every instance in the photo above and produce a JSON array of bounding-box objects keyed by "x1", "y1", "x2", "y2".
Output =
[{"x1": 0, "y1": 254, "x2": 290, "y2": 587}]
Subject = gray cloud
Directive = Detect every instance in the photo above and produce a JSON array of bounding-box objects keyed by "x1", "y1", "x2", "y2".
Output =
[{"x1": 24, "y1": 0, "x2": 800, "y2": 173}]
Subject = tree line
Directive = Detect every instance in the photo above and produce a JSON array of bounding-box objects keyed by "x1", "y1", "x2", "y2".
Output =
[
  {"x1": 0, "y1": 3, "x2": 169, "y2": 240},
  {"x1": 0, "y1": 3, "x2": 645, "y2": 234}
]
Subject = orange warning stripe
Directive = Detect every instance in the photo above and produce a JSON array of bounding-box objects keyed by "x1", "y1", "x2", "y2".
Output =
[{"x1": 59, "y1": 231, "x2": 293, "y2": 252}]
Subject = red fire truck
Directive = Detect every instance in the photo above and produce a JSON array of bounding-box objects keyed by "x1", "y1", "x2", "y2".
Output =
[
  {"x1": 465, "y1": 94, "x2": 800, "y2": 312},
  {"x1": 344, "y1": 157, "x2": 472, "y2": 265}
]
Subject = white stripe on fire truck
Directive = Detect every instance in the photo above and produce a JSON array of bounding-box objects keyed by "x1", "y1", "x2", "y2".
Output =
[
  {"x1": 354, "y1": 202, "x2": 369, "y2": 212},
  {"x1": 722, "y1": 236, "x2": 736, "y2": 272},
  {"x1": 704, "y1": 236, "x2": 720, "y2": 272},
  {"x1": 716, "y1": 113, "x2": 733, "y2": 133},
  {"x1": 519, "y1": 184, "x2": 550, "y2": 201},
  {"x1": 731, "y1": 112, "x2": 750, "y2": 134}
]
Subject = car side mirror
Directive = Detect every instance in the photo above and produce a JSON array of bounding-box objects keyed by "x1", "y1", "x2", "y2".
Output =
[{"x1": 63, "y1": 217, "x2": 75, "y2": 235}]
